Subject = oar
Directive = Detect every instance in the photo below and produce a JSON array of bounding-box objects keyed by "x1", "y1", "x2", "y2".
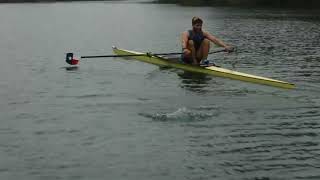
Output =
[
  {"x1": 80, "y1": 52, "x2": 178, "y2": 59},
  {"x1": 65, "y1": 48, "x2": 229, "y2": 65}
]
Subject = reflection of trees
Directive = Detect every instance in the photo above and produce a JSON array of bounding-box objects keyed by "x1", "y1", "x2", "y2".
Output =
[{"x1": 157, "y1": 0, "x2": 320, "y2": 8}]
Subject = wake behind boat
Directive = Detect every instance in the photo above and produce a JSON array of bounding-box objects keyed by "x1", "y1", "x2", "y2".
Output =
[{"x1": 112, "y1": 46, "x2": 295, "y2": 89}]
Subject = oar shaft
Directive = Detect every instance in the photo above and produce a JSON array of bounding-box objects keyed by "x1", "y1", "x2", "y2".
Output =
[
  {"x1": 80, "y1": 48, "x2": 228, "y2": 59},
  {"x1": 209, "y1": 49, "x2": 227, "y2": 54},
  {"x1": 81, "y1": 54, "x2": 145, "y2": 58}
]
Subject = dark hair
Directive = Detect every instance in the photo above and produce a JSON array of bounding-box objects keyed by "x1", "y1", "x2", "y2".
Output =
[{"x1": 192, "y1": 16, "x2": 203, "y2": 25}]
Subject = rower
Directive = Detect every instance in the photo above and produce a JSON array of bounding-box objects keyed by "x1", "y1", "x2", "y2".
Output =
[{"x1": 181, "y1": 16, "x2": 233, "y2": 65}]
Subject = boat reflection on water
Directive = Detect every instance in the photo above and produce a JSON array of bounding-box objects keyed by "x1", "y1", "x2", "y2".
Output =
[
  {"x1": 63, "y1": 66, "x2": 79, "y2": 71},
  {"x1": 177, "y1": 70, "x2": 213, "y2": 93},
  {"x1": 156, "y1": 65, "x2": 219, "y2": 93}
]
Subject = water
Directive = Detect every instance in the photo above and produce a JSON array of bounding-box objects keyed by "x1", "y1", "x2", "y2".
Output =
[{"x1": 0, "y1": 2, "x2": 320, "y2": 180}]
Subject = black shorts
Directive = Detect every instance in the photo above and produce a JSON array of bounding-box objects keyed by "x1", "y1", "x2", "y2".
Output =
[{"x1": 181, "y1": 51, "x2": 193, "y2": 64}]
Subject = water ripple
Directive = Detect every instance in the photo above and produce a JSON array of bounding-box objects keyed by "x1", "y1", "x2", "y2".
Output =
[{"x1": 139, "y1": 107, "x2": 220, "y2": 122}]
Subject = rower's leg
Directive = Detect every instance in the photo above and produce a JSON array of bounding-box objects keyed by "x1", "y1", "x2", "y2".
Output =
[
  {"x1": 187, "y1": 40, "x2": 197, "y2": 64},
  {"x1": 196, "y1": 39, "x2": 210, "y2": 63},
  {"x1": 202, "y1": 39, "x2": 210, "y2": 60}
]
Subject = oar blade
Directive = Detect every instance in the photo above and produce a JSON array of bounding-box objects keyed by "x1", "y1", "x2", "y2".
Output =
[{"x1": 66, "y1": 53, "x2": 79, "y2": 65}]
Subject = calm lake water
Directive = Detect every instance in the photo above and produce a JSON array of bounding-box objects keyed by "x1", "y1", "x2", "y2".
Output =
[{"x1": 0, "y1": 1, "x2": 320, "y2": 180}]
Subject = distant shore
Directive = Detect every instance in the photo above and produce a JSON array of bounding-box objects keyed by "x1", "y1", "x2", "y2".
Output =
[
  {"x1": 155, "y1": 0, "x2": 320, "y2": 8},
  {"x1": 1, "y1": 0, "x2": 320, "y2": 9}
]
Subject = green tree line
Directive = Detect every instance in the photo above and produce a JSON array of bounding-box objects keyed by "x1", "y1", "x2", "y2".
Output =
[{"x1": 157, "y1": 0, "x2": 320, "y2": 8}]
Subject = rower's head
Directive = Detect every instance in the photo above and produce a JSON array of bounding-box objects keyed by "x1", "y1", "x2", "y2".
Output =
[{"x1": 192, "y1": 16, "x2": 203, "y2": 32}]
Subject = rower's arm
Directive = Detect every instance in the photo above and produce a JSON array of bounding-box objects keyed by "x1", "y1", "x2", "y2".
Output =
[
  {"x1": 204, "y1": 31, "x2": 229, "y2": 48},
  {"x1": 181, "y1": 31, "x2": 189, "y2": 49}
]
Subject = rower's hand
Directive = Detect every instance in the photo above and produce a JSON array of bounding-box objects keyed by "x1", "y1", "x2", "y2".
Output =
[
  {"x1": 224, "y1": 46, "x2": 234, "y2": 53},
  {"x1": 183, "y1": 49, "x2": 190, "y2": 55}
]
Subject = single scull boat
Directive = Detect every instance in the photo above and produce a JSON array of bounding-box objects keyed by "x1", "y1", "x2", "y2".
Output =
[{"x1": 112, "y1": 46, "x2": 295, "y2": 89}]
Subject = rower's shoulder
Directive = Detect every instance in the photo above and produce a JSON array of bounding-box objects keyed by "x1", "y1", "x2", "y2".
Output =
[{"x1": 182, "y1": 30, "x2": 190, "y2": 36}]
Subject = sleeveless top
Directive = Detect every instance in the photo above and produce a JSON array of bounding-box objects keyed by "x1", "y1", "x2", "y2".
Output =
[{"x1": 188, "y1": 30, "x2": 205, "y2": 50}]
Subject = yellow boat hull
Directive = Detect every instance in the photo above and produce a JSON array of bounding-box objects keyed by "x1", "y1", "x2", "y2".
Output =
[{"x1": 112, "y1": 46, "x2": 295, "y2": 89}]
